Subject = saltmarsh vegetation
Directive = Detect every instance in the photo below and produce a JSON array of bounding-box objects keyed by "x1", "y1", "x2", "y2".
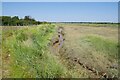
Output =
[
  {"x1": 2, "y1": 24, "x2": 68, "y2": 78},
  {"x1": 2, "y1": 23, "x2": 119, "y2": 78},
  {"x1": 81, "y1": 35, "x2": 118, "y2": 59}
]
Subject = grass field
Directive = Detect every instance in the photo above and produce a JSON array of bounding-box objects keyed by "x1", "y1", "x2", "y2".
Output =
[{"x1": 2, "y1": 23, "x2": 119, "y2": 78}]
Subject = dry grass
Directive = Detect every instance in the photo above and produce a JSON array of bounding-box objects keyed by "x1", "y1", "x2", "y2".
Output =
[{"x1": 58, "y1": 23, "x2": 118, "y2": 78}]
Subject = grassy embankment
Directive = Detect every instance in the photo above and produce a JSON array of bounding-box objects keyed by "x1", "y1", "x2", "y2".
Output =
[{"x1": 2, "y1": 24, "x2": 69, "y2": 78}]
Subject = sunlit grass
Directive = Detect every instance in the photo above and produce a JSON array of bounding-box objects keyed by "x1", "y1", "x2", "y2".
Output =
[{"x1": 2, "y1": 24, "x2": 68, "y2": 78}]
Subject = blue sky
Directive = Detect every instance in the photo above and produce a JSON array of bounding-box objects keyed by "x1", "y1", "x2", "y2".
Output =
[
  {"x1": 2, "y1": 0, "x2": 120, "y2": 2},
  {"x1": 2, "y1": 2, "x2": 118, "y2": 22}
]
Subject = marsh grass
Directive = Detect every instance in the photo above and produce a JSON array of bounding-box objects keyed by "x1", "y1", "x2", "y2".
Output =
[
  {"x1": 2, "y1": 24, "x2": 69, "y2": 78},
  {"x1": 57, "y1": 23, "x2": 118, "y2": 28},
  {"x1": 2, "y1": 24, "x2": 119, "y2": 78},
  {"x1": 81, "y1": 35, "x2": 118, "y2": 59}
]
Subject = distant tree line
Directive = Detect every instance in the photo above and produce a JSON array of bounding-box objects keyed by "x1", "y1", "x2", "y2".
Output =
[{"x1": 0, "y1": 16, "x2": 49, "y2": 26}]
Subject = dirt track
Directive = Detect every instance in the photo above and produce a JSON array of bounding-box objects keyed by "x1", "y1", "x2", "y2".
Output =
[{"x1": 51, "y1": 24, "x2": 118, "y2": 78}]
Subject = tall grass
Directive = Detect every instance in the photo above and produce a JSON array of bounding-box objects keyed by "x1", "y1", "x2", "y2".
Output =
[{"x1": 2, "y1": 24, "x2": 68, "y2": 78}]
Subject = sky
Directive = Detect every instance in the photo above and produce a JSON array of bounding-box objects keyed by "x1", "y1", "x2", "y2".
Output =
[
  {"x1": 1, "y1": 0, "x2": 120, "y2": 2},
  {"x1": 2, "y1": 2, "x2": 118, "y2": 22}
]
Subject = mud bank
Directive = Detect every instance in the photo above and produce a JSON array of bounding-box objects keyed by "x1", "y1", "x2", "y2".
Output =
[{"x1": 51, "y1": 27, "x2": 65, "y2": 53}]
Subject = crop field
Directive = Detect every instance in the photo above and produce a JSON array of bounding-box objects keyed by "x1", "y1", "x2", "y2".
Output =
[{"x1": 2, "y1": 23, "x2": 119, "y2": 78}]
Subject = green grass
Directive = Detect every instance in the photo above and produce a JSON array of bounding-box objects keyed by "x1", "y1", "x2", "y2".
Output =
[
  {"x1": 76, "y1": 23, "x2": 118, "y2": 27},
  {"x1": 81, "y1": 35, "x2": 118, "y2": 59},
  {"x1": 57, "y1": 23, "x2": 118, "y2": 28},
  {"x1": 2, "y1": 24, "x2": 69, "y2": 78},
  {"x1": 3, "y1": 24, "x2": 86, "y2": 78}
]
